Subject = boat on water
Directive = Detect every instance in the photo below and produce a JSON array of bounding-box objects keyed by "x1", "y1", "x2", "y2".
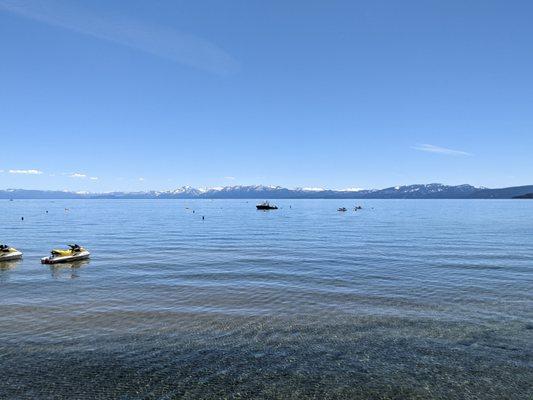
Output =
[
  {"x1": 0, "y1": 245, "x2": 22, "y2": 261},
  {"x1": 41, "y1": 244, "x2": 90, "y2": 264},
  {"x1": 256, "y1": 201, "x2": 278, "y2": 210},
  {"x1": 338, "y1": 207, "x2": 347, "y2": 212}
]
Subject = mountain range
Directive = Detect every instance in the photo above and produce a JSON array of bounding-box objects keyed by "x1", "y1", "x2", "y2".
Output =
[{"x1": 2, "y1": 184, "x2": 533, "y2": 199}]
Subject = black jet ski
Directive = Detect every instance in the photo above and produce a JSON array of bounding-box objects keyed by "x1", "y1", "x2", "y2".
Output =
[{"x1": 256, "y1": 201, "x2": 278, "y2": 210}]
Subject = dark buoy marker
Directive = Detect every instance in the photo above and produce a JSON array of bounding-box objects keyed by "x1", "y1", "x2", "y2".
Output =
[{"x1": 21, "y1": 217, "x2": 24, "y2": 221}]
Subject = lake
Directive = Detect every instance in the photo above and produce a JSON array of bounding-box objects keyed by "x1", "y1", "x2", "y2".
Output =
[{"x1": 1, "y1": 199, "x2": 532, "y2": 399}]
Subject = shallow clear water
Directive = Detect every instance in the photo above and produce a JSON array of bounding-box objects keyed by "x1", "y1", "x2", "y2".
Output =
[{"x1": 1, "y1": 199, "x2": 532, "y2": 399}]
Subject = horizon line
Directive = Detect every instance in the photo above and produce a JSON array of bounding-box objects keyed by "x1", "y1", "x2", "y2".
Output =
[{"x1": 3, "y1": 182, "x2": 531, "y2": 194}]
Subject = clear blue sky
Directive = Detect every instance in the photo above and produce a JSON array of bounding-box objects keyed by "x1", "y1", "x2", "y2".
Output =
[{"x1": 1, "y1": 0, "x2": 532, "y2": 192}]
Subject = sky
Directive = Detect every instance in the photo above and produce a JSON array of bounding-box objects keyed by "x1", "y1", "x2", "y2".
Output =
[{"x1": 1, "y1": 0, "x2": 532, "y2": 192}]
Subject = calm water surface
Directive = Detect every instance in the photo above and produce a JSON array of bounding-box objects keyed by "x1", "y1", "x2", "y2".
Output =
[{"x1": 1, "y1": 199, "x2": 532, "y2": 399}]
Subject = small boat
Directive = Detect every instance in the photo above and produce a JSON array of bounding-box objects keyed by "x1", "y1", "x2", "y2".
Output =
[
  {"x1": 41, "y1": 244, "x2": 90, "y2": 264},
  {"x1": 0, "y1": 245, "x2": 23, "y2": 261},
  {"x1": 256, "y1": 201, "x2": 278, "y2": 210},
  {"x1": 338, "y1": 207, "x2": 347, "y2": 212},
  {"x1": 354, "y1": 205, "x2": 363, "y2": 211}
]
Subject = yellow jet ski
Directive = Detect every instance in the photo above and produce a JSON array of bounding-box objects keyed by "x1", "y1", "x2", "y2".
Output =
[
  {"x1": 0, "y1": 245, "x2": 23, "y2": 261},
  {"x1": 41, "y1": 244, "x2": 90, "y2": 264}
]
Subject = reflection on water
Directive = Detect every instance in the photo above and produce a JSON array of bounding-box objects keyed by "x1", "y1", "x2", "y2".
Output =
[
  {"x1": 48, "y1": 259, "x2": 90, "y2": 280},
  {"x1": 0, "y1": 260, "x2": 21, "y2": 271},
  {"x1": 0, "y1": 199, "x2": 532, "y2": 399},
  {"x1": 0, "y1": 260, "x2": 21, "y2": 283}
]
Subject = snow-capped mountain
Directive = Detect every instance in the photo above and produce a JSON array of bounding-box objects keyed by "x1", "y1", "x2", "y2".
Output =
[
  {"x1": 168, "y1": 186, "x2": 205, "y2": 196},
  {"x1": 368, "y1": 184, "x2": 479, "y2": 198},
  {"x1": 156, "y1": 183, "x2": 481, "y2": 199},
  {"x1": 2, "y1": 184, "x2": 533, "y2": 199}
]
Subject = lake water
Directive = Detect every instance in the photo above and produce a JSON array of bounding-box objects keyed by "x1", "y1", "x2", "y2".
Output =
[{"x1": 1, "y1": 199, "x2": 532, "y2": 399}]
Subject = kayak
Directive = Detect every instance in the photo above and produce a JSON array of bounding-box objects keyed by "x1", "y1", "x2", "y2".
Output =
[{"x1": 41, "y1": 245, "x2": 90, "y2": 264}]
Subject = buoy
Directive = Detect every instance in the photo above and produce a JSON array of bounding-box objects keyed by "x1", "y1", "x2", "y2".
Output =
[{"x1": 21, "y1": 217, "x2": 24, "y2": 221}]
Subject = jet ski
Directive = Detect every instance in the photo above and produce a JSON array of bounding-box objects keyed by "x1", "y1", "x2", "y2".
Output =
[
  {"x1": 41, "y1": 244, "x2": 90, "y2": 264},
  {"x1": 338, "y1": 207, "x2": 347, "y2": 212},
  {"x1": 0, "y1": 245, "x2": 23, "y2": 261}
]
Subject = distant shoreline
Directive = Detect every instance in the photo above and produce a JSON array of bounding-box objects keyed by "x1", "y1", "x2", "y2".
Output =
[
  {"x1": 513, "y1": 193, "x2": 533, "y2": 199},
  {"x1": 2, "y1": 183, "x2": 533, "y2": 200}
]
